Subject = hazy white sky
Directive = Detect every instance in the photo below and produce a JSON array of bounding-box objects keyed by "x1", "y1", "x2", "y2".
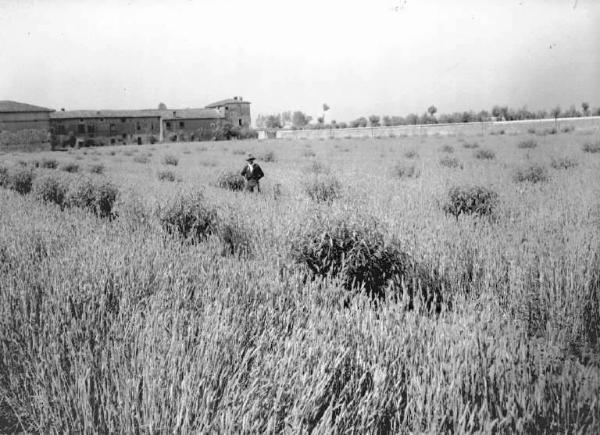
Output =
[{"x1": 1, "y1": 0, "x2": 598, "y2": 123}]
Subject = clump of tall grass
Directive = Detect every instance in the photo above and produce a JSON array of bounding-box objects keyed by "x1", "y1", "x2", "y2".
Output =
[
  {"x1": 216, "y1": 210, "x2": 252, "y2": 256},
  {"x1": 513, "y1": 164, "x2": 548, "y2": 184},
  {"x1": 582, "y1": 141, "x2": 600, "y2": 153},
  {"x1": 291, "y1": 217, "x2": 445, "y2": 310},
  {"x1": 40, "y1": 158, "x2": 58, "y2": 169},
  {"x1": 440, "y1": 145, "x2": 454, "y2": 153},
  {"x1": 133, "y1": 155, "x2": 150, "y2": 164},
  {"x1": 550, "y1": 157, "x2": 578, "y2": 170},
  {"x1": 308, "y1": 161, "x2": 330, "y2": 174},
  {"x1": 157, "y1": 170, "x2": 178, "y2": 182},
  {"x1": 216, "y1": 171, "x2": 245, "y2": 191},
  {"x1": 474, "y1": 149, "x2": 495, "y2": 160},
  {"x1": 303, "y1": 149, "x2": 316, "y2": 158},
  {"x1": 443, "y1": 185, "x2": 498, "y2": 218},
  {"x1": 67, "y1": 177, "x2": 119, "y2": 218},
  {"x1": 89, "y1": 163, "x2": 105, "y2": 174},
  {"x1": 60, "y1": 162, "x2": 79, "y2": 173},
  {"x1": 518, "y1": 139, "x2": 537, "y2": 149},
  {"x1": 304, "y1": 174, "x2": 342, "y2": 203},
  {"x1": 232, "y1": 149, "x2": 246, "y2": 155},
  {"x1": 6, "y1": 167, "x2": 34, "y2": 195},
  {"x1": 162, "y1": 154, "x2": 179, "y2": 166},
  {"x1": 0, "y1": 165, "x2": 9, "y2": 187},
  {"x1": 439, "y1": 156, "x2": 463, "y2": 169},
  {"x1": 462, "y1": 141, "x2": 479, "y2": 149},
  {"x1": 392, "y1": 162, "x2": 421, "y2": 179},
  {"x1": 404, "y1": 150, "x2": 419, "y2": 159},
  {"x1": 32, "y1": 173, "x2": 68, "y2": 208},
  {"x1": 158, "y1": 190, "x2": 217, "y2": 241},
  {"x1": 260, "y1": 150, "x2": 276, "y2": 162}
]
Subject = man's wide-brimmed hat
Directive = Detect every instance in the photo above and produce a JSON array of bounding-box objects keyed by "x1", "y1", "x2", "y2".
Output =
[{"x1": 246, "y1": 154, "x2": 256, "y2": 161}]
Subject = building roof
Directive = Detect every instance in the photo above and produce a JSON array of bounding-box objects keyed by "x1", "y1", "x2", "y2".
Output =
[
  {"x1": 205, "y1": 98, "x2": 250, "y2": 108},
  {"x1": 50, "y1": 108, "x2": 224, "y2": 120},
  {"x1": 0, "y1": 100, "x2": 54, "y2": 113}
]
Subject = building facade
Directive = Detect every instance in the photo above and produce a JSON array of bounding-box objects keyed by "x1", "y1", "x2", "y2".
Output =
[
  {"x1": 205, "y1": 96, "x2": 251, "y2": 128},
  {"x1": 0, "y1": 101, "x2": 54, "y2": 132}
]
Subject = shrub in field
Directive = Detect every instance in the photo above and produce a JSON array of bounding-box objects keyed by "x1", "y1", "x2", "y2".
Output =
[
  {"x1": 404, "y1": 150, "x2": 419, "y2": 159},
  {"x1": 61, "y1": 162, "x2": 79, "y2": 173},
  {"x1": 232, "y1": 149, "x2": 246, "y2": 155},
  {"x1": 260, "y1": 150, "x2": 276, "y2": 162},
  {"x1": 462, "y1": 141, "x2": 479, "y2": 149},
  {"x1": 308, "y1": 161, "x2": 330, "y2": 174},
  {"x1": 443, "y1": 185, "x2": 498, "y2": 218},
  {"x1": 162, "y1": 154, "x2": 179, "y2": 166},
  {"x1": 158, "y1": 190, "x2": 217, "y2": 241},
  {"x1": 518, "y1": 139, "x2": 537, "y2": 149},
  {"x1": 0, "y1": 165, "x2": 8, "y2": 187},
  {"x1": 490, "y1": 129, "x2": 505, "y2": 135},
  {"x1": 474, "y1": 149, "x2": 495, "y2": 160},
  {"x1": 7, "y1": 168, "x2": 34, "y2": 195},
  {"x1": 157, "y1": 170, "x2": 177, "y2": 182},
  {"x1": 41, "y1": 158, "x2": 58, "y2": 169},
  {"x1": 303, "y1": 149, "x2": 316, "y2": 158},
  {"x1": 582, "y1": 141, "x2": 600, "y2": 153},
  {"x1": 304, "y1": 174, "x2": 342, "y2": 203},
  {"x1": 216, "y1": 171, "x2": 245, "y2": 191},
  {"x1": 291, "y1": 218, "x2": 445, "y2": 310},
  {"x1": 550, "y1": 157, "x2": 578, "y2": 170},
  {"x1": 440, "y1": 145, "x2": 454, "y2": 153},
  {"x1": 133, "y1": 155, "x2": 150, "y2": 164},
  {"x1": 217, "y1": 214, "x2": 252, "y2": 256},
  {"x1": 17, "y1": 160, "x2": 28, "y2": 167},
  {"x1": 392, "y1": 162, "x2": 420, "y2": 179},
  {"x1": 67, "y1": 177, "x2": 119, "y2": 218},
  {"x1": 513, "y1": 164, "x2": 548, "y2": 184},
  {"x1": 89, "y1": 164, "x2": 105, "y2": 174},
  {"x1": 439, "y1": 156, "x2": 463, "y2": 169},
  {"x1": 561, "y1": 125, "x2": 575, "y2": 133},
  {"x1": 32, "y1": 173, "x2": 68, "y2": 208}
]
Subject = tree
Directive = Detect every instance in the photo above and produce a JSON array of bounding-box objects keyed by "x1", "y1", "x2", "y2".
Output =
[
  {"x1": 582, "y1": 102, "x2": 590, "y2": 116},
  {"x1": 369, "y1": 115, "x2": 380, "y2": 127},
  {"x1": 292, "y1": 111, "x2": 310, "y2": 129},
  {"x1": 382, "y1": 116, "x2": 392, "y2": 127},
  {"x1": 264, "y1": 114, "x2": 282, "y2": 129},
  {"x1": 350, "y1": 117, "x2": 368, "y2": 128},
  {"x1": 427, "y1": 105, "x2": 437, "y2": 118},
  {"x1": 158, "y1": 102, "x2": 167, "y2": 110},
  {"x1": 550, "y1": 106, "x2": 561, "y2": 120},
  {"x1": 281, "y1": 111, "x2": 292, "y2": 125},
  {"x1": 406, "y1": 113, "x2": 419, "y2": 125}
]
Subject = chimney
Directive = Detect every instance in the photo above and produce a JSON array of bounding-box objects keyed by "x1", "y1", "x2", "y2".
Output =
[
  {"x1": 233, "y1": 96, "x2": 238, "y2": 101},
  {"x1": 60, "y1": 108, "x2": 65, "y2": 111},
  {"x1": 239, "y1": 96, "x2": 243, "y2": 101},
  {"x1": 173, "y1": 111, "x2": 177, "y2": 117}
]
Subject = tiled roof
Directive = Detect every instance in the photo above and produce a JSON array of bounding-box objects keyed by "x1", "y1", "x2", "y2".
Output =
[
  {"x1": 0, "y1": 100, "x2": 54, "y2": 113},
  {"x1": 205, "y1": 98, "x2": 250, "y2": 108},
  {"x1": 50, "y1": 108, "x2": 224, "y2": 120}
]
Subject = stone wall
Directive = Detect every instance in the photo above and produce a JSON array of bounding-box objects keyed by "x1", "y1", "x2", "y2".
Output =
[{"x1": 275, "y1": 116, "x2": 600, "y2": 140}]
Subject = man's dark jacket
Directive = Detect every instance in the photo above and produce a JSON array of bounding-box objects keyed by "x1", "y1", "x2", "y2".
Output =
[{"x1": 241, "y1": 163, "x2": 264, "y2": 181}]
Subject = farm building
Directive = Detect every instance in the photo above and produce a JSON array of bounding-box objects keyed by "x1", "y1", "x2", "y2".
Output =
[
  {"x1": 205, "y1": 96, "x2": 251, "y2": 128},
  {"x1": 0, "y1": 100, "x2": 54, "y2": 132}
]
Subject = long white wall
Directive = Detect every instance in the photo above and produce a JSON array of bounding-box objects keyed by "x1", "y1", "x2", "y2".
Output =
[{"x1": 274, "y1": 116, "x2": 600, "y2": 140}]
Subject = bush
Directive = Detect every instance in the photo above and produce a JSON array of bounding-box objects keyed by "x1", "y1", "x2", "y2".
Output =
[
  {"x1": 518, "y1": 139, "x2": 537, "y2": 149},
  {"x1": 303, "y1": 149, "x2": 316, "y2": 158},
  {"x1": 232, "y1": 149, "x2": 246, "y2": 155},
  {"x1": 443, "y1": 185, "x2": 498, "y2": 218},
  {"x1": 61, "y1": 162, "x2": 79, "y2": 173},
  {"x1": 0, "y1": 165, "x2": 8, "y2": 187},
  {"x1": 308, "y1": 161, "x2": 330, "y2": 174},
  {"x1": 260, "y1": 150, "x2": 276, "y2": 162},
  {"x1": 216, "y1": 171, "x2": 245, "y2": 191},
  {"x1": 158, "y1": 190, "x2": 217, "y2": 241},
  {"x1": 404, "y1": 150, "x2": 419, "y2": 159},
  {"x1": 67, "y1": 177, "x2": 119, "y2": 218},
  {"x1": 32, "y1": 173, "x2": 69, "y2": 208},
  {"x1": 291, "y1": 218, "x2": 445, "y2": 310},
  {"x1": 561, "y1": 125, "x2": 575, "y2": 133},
  {"x1": 463, "y1": 141, "x2": 479, "y2": 149},
  {"x1": 304, "y1": 175, "x2": 342, "y2": 203},
  {"x1": 439, "y1": 157, "x2": 463, "y2": 169},
  {"x1": 162, "y1": 154, "x2": 179, "y2": 166},
  {"x1": 392, "y1": 162, "x2": 420, "y2": 179},
  {"x1": 133, "y1": 155, "x2": 150, "y2": 164},
  {"x1": 513, "y1": 164, "x2": 548, "y2": 184},
  {"x1": 440, "y1": 145, "x2": 454, "y2": 153},
  {"x1": 40, "y1": 158, "x2": 58, "y2": 169},
  {"x1": 474, "y1": 149, "x2": 495, "y2": 160},
  {"x1": 217, "y1": 213, "x2": 252, "y2": 256},
  {"x1": 157, "y1": 170, "x2": 177, "y2": 182},
  {"x1": 582, "y1": 141, "x2": 600, "y2": 153},
  {"x1": 550, "y1": 157, "x2": 578, "y2": 170},
  {"x1": 89, "y1": 164, "x2": 105, "y2": 174},
  {"x1": 7, "y1": 168, "x2": 34, "y2": 195},
  {"x1": 490, "y1": 129, "x2": 505, "y2": 135}
]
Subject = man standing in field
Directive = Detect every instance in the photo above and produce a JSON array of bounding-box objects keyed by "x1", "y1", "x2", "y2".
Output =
[{"x1": 240, "y1": 154, "x2": 264, "y2": 192}]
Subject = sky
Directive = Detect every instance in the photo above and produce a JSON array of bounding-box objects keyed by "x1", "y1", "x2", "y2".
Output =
[{"x1": 1, "y1": 0, "x2": 599, "y2": 124}]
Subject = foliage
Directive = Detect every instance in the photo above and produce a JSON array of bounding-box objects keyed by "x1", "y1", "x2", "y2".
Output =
[
  {"x1": 260, "y1": 150, "x2": 276, "y2": 162},
  {"x1": 392, "y1": 162, "x2": 420, "y2": 179},
  {"x1": 89, "y1": 164, "x2": 105, "y2": 174},
  {"x1": 404, "y1": 150, "x2": 419, "y2": 159},
  {"x1": 216, "y1": 171, "x2": 245, "y2": 191},
  {"x1": 7, "y1": 167, "x2": 35, "y2": 195},
  {"x1": 158, "y1": 190, "x2": 217, "y2": 241},
  {"x1": 513, "y1": 164, "x2": 549, "y2": 184},
  {"x1": 133, "y1": 155, "x2": 150, "y2": 164},
  {"x1": 582, "y1": 141, "x2": 600, "y2": 153},
  {"x1": 439, "y1": 156, "x2": 463, "y2": 169},
  {"x1": 157, "y1": 170, "x2": 177, "y2": 182},
  {"x1": 32, "y1": 173, "x2": 69, "y2": 208},
  {"x1": 67, "y1": 177, "x2": 119, "y2": 218},
  {"x1": 443, "y1": 185, "x2": 498, "y2": 218},
  {"x1": 462, "y1": 141, "x2": 479, "y2": 149},
  {"x1": 60, "y1": 162, "x2": 79, "y2": 173},
  {"x1": 550, "y1": 157, "x2": 578, "y2": 170},
  {"x1": 440, "y1": 145, "x2": 454, "y2": 153},
  {"x1": 41, "y1": 158, "x2": 58, "y2": 169},
  {"x1": 518, "y1": 139, "x2": 537, "y2": 149},
  {"x1": 304, "y1": 175, "x2": 342, "y2": 203},
  {"x1": 162, "y1": 154, "x2": 179, "y2": 166},
  {"x1": 474, "y1": 149, "x2": 495, "y2": 160}
]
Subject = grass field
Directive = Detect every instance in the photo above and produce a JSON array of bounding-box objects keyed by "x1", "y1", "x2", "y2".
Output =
[{"x1": 1, "y1": 131, "x2": 600, "y2": 433}]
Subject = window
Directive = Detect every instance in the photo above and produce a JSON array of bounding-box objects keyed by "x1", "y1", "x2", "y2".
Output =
[
  {"x1": 87, "y1": 124, "x2": 95, "y2": 133},
  {"x1": 179, "y1": 121, "x2": 185, "y2": 128},
  {"x1": 166, "y1": 122, "x2": 171, "y2": 130},
  {"x1": 77, "y1": 124, "x2": 85, "y2": 134},
  {"x1": 100, "y1": 118, "x2": 105, "y2": 122},
  {"x1": 136, "y1": 122, "x2": 141, "y2": 131},
  {"x1": 151, "y1": 122, "x2": 154, "y2": 131},
  {"x1": 57, "y1": 125, "x2": 66, "y2": 135},
  {"x1": 109, "y1": 124, "x2": 116, "y2": 132},
  {"x1": 239, "y1": 119, "x2": 242, "y2": 126},
  {"x1": 79, "y1": 118, "x2": 84, "y2": 122},
  {"x1": 121, "y1": 118, "x2": 126, "y2": 123}
]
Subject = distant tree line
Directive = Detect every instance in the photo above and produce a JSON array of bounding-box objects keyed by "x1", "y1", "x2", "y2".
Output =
[{"x1": 256, "y1": 102, "x2": 600, "y2": 130}]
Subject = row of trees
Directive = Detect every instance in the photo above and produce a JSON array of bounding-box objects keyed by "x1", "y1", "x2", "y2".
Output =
[{"x1": 257, "y1": 102, "x2": 600, "y2": 130}]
